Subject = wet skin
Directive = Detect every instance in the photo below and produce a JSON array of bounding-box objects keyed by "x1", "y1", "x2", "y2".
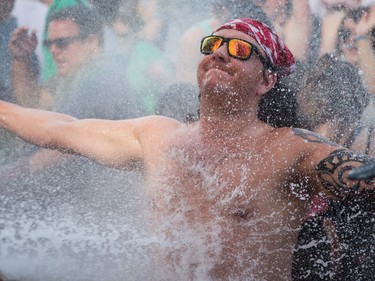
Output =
[{"x1": 141, "y1": 122, "x2": 337, "y2": 280}]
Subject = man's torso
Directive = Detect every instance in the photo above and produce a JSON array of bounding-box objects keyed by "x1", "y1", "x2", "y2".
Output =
[{"x1": 142, "y1": 124, "x2": 327, "y2": 280}]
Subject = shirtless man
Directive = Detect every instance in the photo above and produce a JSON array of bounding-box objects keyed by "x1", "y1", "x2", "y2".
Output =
[{"x1": 0, "y1": 18, "x2": 374, "y2": 280}]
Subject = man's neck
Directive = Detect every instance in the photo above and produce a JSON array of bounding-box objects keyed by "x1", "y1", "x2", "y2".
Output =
[
  {"x1": 197, "y1": 86, "x2": 266, "y2": 140},
  {"x1": 199, "y1": 106, "x2": 262, "y2": 141}
]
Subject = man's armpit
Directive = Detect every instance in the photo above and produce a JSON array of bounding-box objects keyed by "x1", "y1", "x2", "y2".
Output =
[{"x1": 316, "y1": 149, "x2": 375, "y2": 198}]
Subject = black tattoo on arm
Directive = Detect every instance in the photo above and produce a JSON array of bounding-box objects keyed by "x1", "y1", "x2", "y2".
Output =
[
  {"x1": 316, "y1": 149, "x2": 375, "y2": 198},
  {"x1": 292, "y1": 128, "x2": 339, "y2": 147}
]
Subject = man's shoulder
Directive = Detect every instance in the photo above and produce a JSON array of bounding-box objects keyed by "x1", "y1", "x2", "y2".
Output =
[
  {"x1": 131, "y1": 115, "x2": 192, "y2": 152},
  {"x1": 290, "y1": 128, "x2": 340, "y2": 147},
  {"x1": 136, "y1": 115, "x2": 187, "y2": 135},
  {"x1": 269, "y1": 127, "x2": 341, "y2": 155}
]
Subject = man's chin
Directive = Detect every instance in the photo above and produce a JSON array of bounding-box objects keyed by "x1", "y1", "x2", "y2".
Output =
[
  {"x1": 208, "y1": 81, "x2": 234, "y2": 95},
  {"x1": 211, "y1": 83, "x2": 227, "y2": 94},
  {"x1": 201, "y1": 76, "x2": 232, "y2": 93}
]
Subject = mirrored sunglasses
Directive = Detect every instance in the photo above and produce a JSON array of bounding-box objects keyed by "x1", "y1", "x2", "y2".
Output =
[{"x1": 200, "y1": 35, "x2": 271, "y2": 68}]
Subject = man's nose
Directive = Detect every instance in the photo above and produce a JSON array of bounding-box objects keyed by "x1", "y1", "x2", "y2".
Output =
[
  {"x1": 212, "y1": 43, "x2": 229, "y2": 62},
  {"x1": 49, "y1": 44, "x2": 60, "y2": 55}
]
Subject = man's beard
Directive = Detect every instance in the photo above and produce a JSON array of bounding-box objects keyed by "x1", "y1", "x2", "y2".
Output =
[{"x1": 212, "y1": 81, "x2": 234, "y2": 95}]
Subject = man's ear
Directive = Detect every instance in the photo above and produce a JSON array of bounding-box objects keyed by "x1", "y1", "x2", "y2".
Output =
[{"x1": 256, "y1": 71, "x2": 277, "y2": 97}]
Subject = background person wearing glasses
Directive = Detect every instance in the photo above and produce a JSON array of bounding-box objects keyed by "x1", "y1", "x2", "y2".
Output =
[
  {"x1": 4, "y1": 6, "x2": 140, "y2": 208},
  {"x1": 1, "y1": 17, "x2": 375, "y2": 280},
  {"x1": 10, "y1": 5, "x2": 138, "y2": 113}
]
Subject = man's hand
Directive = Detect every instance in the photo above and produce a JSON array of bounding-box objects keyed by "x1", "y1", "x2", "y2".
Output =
[
  {"x1": 354, "y1": 9, "x2": 375, "y2": 37},
  {"x1": 9, "y1": 27, "x2": 38, "y2": 60},
  {"x1": 9, "y1": 27, "x2": 41, "y2": 107}
]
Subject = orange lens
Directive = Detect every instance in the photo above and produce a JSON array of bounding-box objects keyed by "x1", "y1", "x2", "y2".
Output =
[
  {"x1": 211, "y1": 38, "x2": 222, "y2": 52},
  {"x1": 201, "y1": 36, "x2": 223, "y2": 54},
  {"x1": 228, "y1": 39, "x2": 252, "y2": 60}
]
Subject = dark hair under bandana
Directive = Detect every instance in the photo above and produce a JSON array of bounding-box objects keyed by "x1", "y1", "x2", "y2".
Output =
[{"x1": 214, "y1": 18, "x2": 295, "y2": 77}]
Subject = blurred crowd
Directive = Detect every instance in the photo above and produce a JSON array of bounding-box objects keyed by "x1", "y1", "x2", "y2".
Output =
[{"x1": 0, "y1": 0, "x2": 375, "y2": 280}]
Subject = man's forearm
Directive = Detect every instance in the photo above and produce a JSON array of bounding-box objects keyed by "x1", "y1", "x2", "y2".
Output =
[
  {"x1": 0, "y1": 100, "x2": 146, "y2": 169},
  {"x1": 284, "y1": 0, "x2": 311, "y2": 61},
  {"x1": 12, "y1": 55, "x2": 41, "y2": 108},
  {"x1": 356, "y1": 38, "x2": 375, "y2": 95},
  {"x1": 319, "y1": 10, "x2": 345, "y2": 56},
  {"x1": 0, "y1": 101, "x2": 77, "y2": 149}
]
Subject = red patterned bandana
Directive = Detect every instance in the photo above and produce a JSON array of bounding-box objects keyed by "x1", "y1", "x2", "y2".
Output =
[{"x1": 214, "y1": 18, "x2": 295, "y2": 77}]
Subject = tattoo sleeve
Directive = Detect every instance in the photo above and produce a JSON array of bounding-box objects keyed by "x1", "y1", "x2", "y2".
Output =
[{"x1": 316, "y1": 149, "x2": 375, "y2": 198}]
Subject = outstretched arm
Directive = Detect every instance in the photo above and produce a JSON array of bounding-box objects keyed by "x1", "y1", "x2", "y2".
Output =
[
  {"x1": 319, "y1": 9, "x2": 345, "y2": 56},
  {"x1": 0, "y1": 101, "x2": 165, "y2": 169}
]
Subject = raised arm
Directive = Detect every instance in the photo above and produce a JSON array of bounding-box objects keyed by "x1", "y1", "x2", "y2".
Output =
[
  {"x1": 9, "y1": 27, "x2": 41, "y2": 108},
  {"x1": 284, "y1": 0, "x2": 312, "y2": 61},
  {"x1": 0, "y1": 101, "x2": 174, "y2": 169},
  {"x1": 353, "y1": 7, "x2": 375, "y2": 95},
  {"x1": 319, "y1": 8, "x2": 346, "y2": 56}
]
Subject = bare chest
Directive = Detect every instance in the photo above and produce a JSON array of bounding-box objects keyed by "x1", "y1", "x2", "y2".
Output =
[
  {"x1": 151, "y1": 145, "x2": 302, "y2": 222},
  {"x1": 146, "y1": 145, "x2": 306, "y2": 280}
]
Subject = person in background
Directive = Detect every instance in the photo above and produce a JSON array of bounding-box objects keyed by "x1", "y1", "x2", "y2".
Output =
[
  {"x1": 40, "y1": 0, "x2": 90, "y2": 83},
  {"x1": 318, "y1": 0, "x2": 362, "y2": 56},
  {"x1": 10, "y1": 6, "x2": 137, "y2": 112},
  {"x1": 11, "y1": 0, "x2": 49, "y2": 67},
  {"x1": 316, "y1": 1, "x2": 373, "y2": 53},
  {"x1": 7, "y1": 6, "x2": 140, "y2": 192},
  {"x1": 89, "y1": 0, "x2": 127, "y2": 57},
  {"x1": 0, "y1": 271, "x2": 7, "y2": 281},
  {"x1": 331, "y1": 6, "x2": 375, "y2": 128},
  {"x1": 254, "y1": 0, "x2": 314, "y2": 63},
  {"x1": 0, "y1": 0, "x2": 17, "y2": 102},
  {"x1": 297, "y1": 54, "x2": 373, "y2": 154},
  {"x1": 0, "y1": 0, "x2": 39, "y2": 164},
  {"x1": 352, "y1": 4, "x2": 375, "y2": 95},
  {"x1": 293, "y1": 54, "x2": 375, "y2": 281},
  {"x1": 0, "y1": 17, "x2": 374, "y2": 280},
  {"x1": 102, "y1": 0, "x2": 142, "y2": 58},
  {"x1": 350, "y1": 6, "x2": 375, "y2": 128},
  {"x1": 125, "y1": 0, "x2": 174, "y2": 115}
]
